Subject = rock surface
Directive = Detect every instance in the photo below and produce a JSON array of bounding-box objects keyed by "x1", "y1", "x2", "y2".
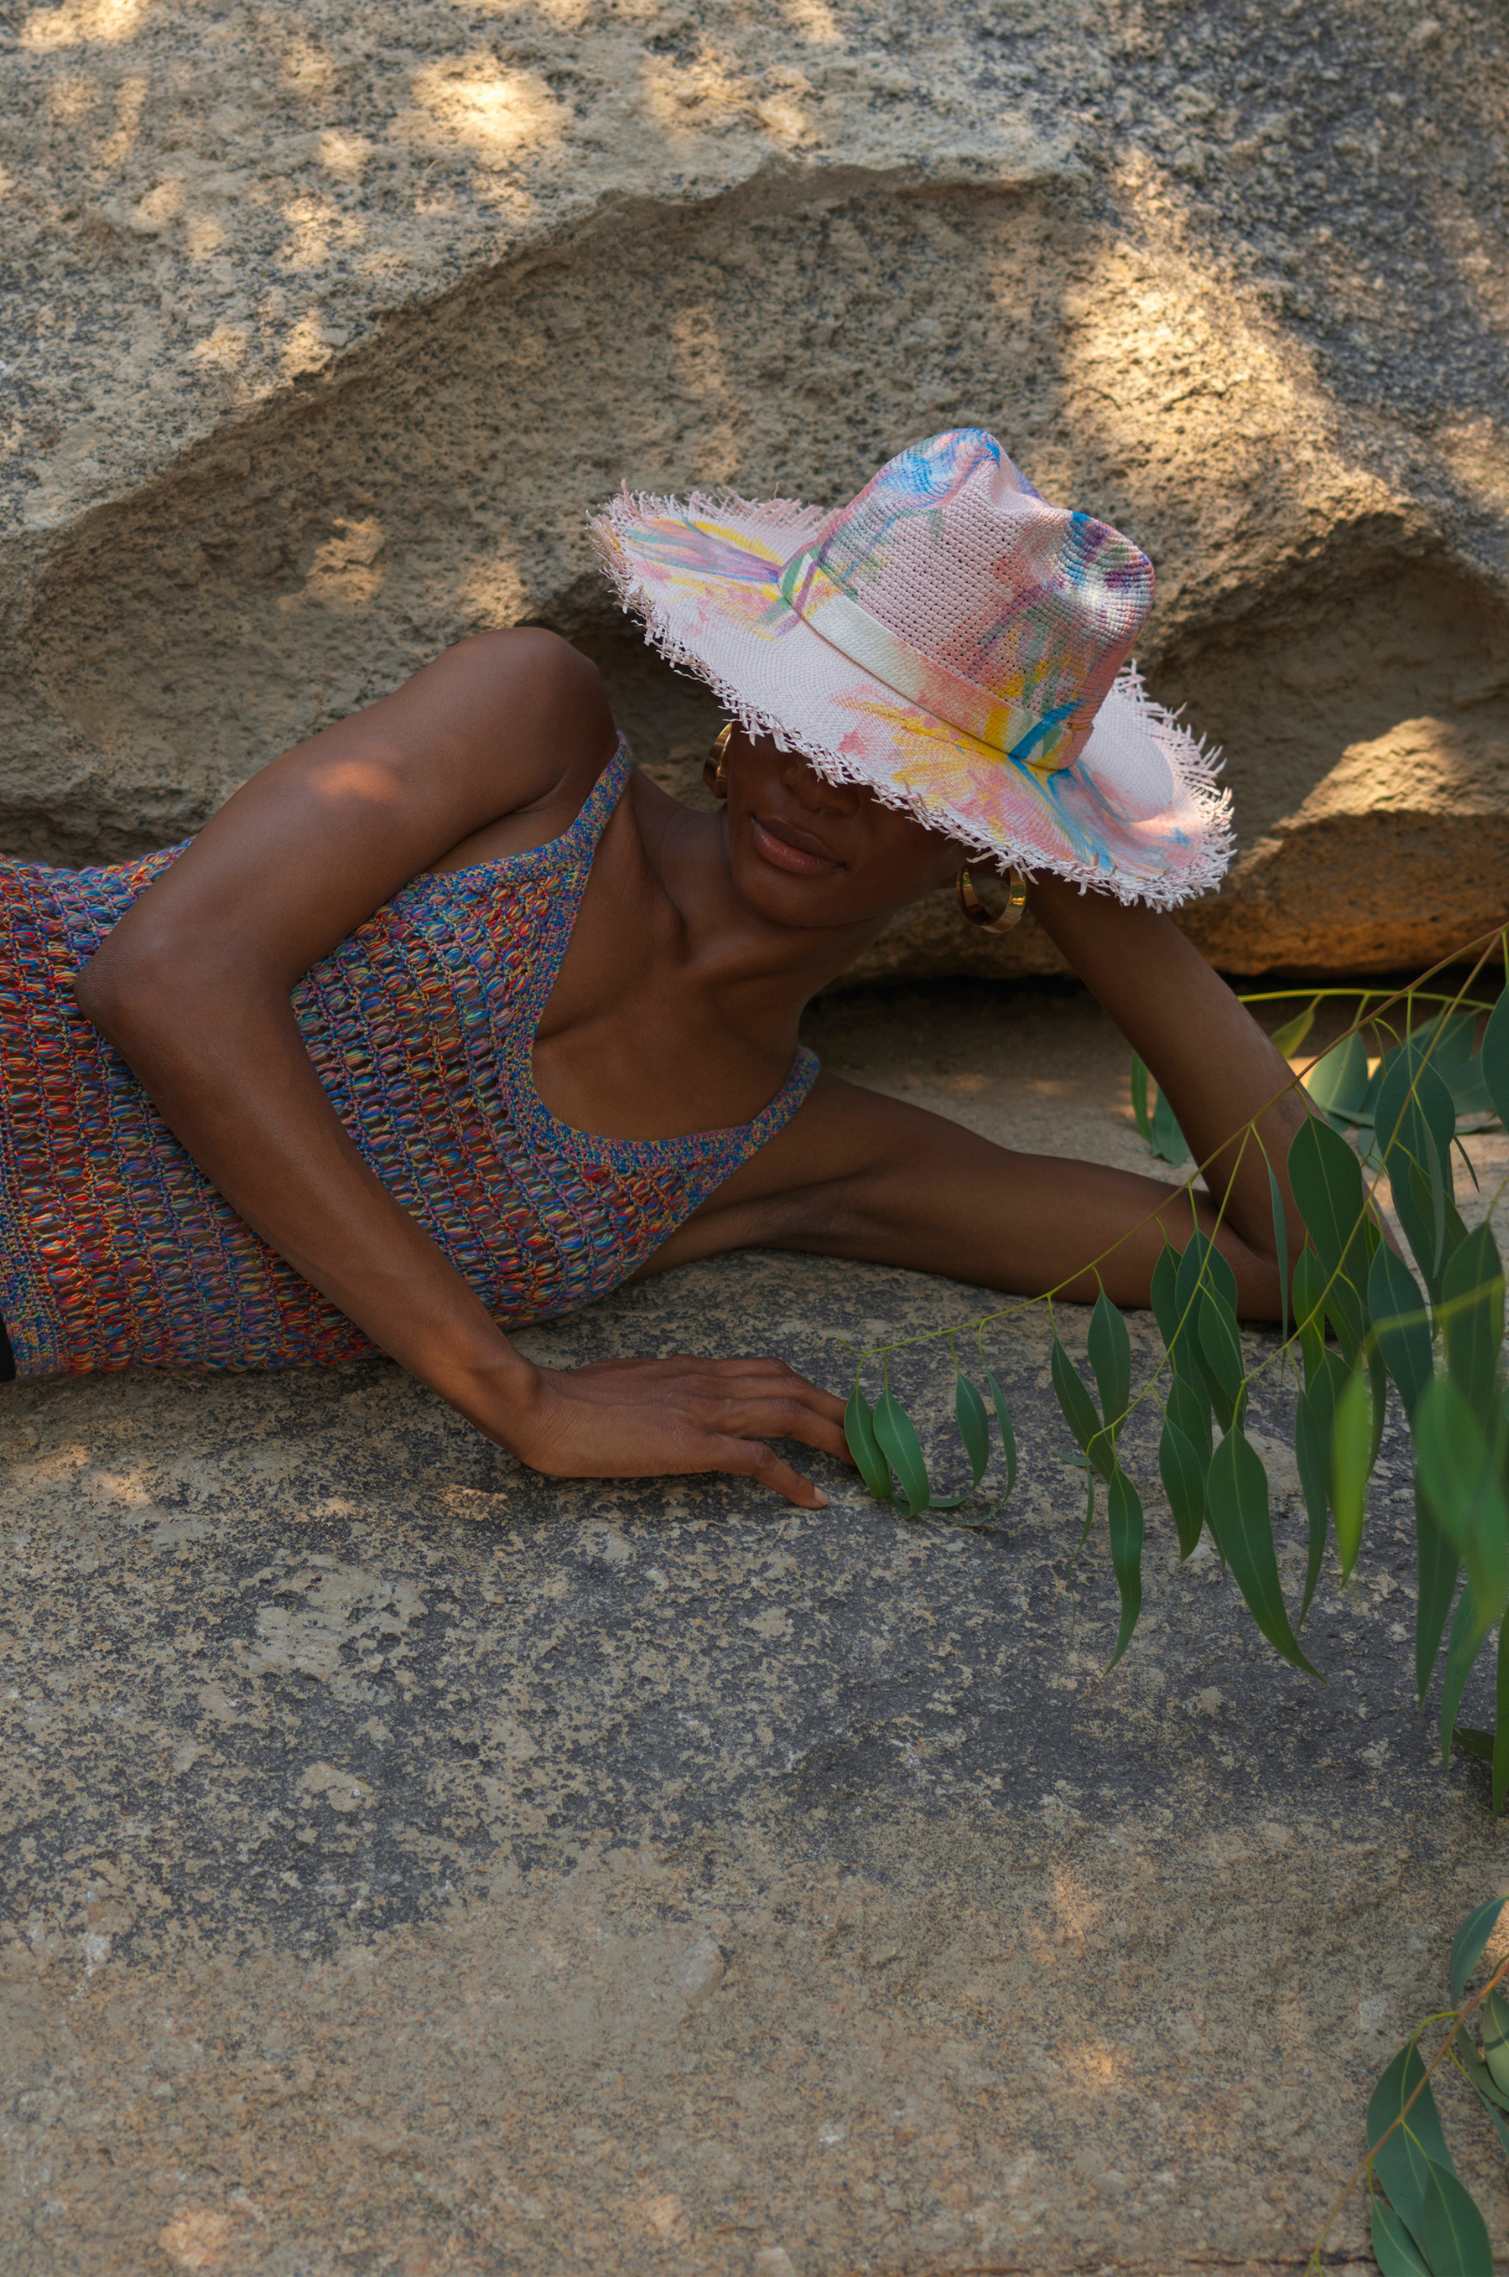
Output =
[
  {"x1": 3, "y1": 0, "x2": 1508, "y2": 976},
  {"x1": 4, "y1": 982, "x2": 1507, "y2": 2274}
]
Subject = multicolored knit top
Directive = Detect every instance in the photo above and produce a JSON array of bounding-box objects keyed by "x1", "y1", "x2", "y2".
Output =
[{"x1": 0, "y1": 734, "x2": 821, "y2": 1379}]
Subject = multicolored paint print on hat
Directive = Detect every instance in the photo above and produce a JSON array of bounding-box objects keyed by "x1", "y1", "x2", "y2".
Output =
[{"x1": 589, "y1": 426, "x2": 1236, "y2": 909}]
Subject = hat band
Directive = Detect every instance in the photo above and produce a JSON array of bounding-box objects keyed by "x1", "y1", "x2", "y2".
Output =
[{"x1": 778, "y1": 549, "x2": 1085, "y2": 773}]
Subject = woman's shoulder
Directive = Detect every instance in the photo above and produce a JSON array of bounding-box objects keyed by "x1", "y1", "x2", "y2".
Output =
[{"x1": 420, "y1": 632, "x2": 628, "y2": 878}]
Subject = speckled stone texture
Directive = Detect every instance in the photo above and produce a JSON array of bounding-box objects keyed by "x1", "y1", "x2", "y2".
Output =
[
  {"x1": 3, "y1": 0, "x2": 1507, "y2": 979},
  {"x1": 4, "y1": 984, "x2": 1507, "y2": 2274}
]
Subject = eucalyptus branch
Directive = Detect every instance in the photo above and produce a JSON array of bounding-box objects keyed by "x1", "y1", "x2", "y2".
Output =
[{"x1": 1303, "y1": 1948, "x2": 1509, "y2": 2274}]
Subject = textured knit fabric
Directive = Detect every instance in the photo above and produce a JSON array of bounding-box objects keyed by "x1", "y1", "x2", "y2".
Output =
[
  {"x1": 0, "y1": 734, "x2": 820, "y2": 1380},
  {"x1": 589, "y1": 425, "x2": 1236, "y2": 909}
]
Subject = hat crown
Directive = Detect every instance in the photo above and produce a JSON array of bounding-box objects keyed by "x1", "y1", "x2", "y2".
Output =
[{"x1": 789, "y1": 427, "x2": 1155, "y2": 774}]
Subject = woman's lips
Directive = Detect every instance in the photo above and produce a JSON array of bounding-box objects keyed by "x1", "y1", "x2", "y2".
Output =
[{"x1": 749, "y1": 812, "x2": 845, "y2": 876}]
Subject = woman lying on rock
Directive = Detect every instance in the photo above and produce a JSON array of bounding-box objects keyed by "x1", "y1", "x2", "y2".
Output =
[{"x1": 0, "y1": 427, "x2": 1315, "y2": 1504}]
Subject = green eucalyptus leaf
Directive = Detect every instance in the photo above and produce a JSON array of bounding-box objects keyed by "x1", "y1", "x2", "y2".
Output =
[
  {"x1": 1438, "y1": 1585, "x2": 1499, "y2": 1769},
  {"x1": 1289, "y1": 1113, "x2": 1366, "y2": 1273},
  {"x1": 1150, "y1": 1239, "x2": 1182, "y2": 1361},
  {"x1": 1414, "y1": 1374, "x2": 1509, "y2": 1621},
  {"x1": 1158, "y1": 1411, "x2": 1207, "y2": 1562},
  {"x1": 1052, "y1": 1335, "x2": 1114, "y2": 1483},
  {"x1": 844, "y1": 1390, "x2": 894, "y2": 1503},
  {"x1": 1366, "y1": 2040, "x2": 1455, "y2": 2233},
  {"x1": 1295, "y1": 1349, "x2": 1349, "y2": 1622},
  {"x1": 985, "y1": 1372, "x2": 1018, "y2": 1506},
  {"x1": 921, "y1": 1490, "x2": 973, "y2": 1516},
  {"x1": 1076, "y1": 1465, "x2": 1097, "y2": 1551},
  {"x1": 1174, "y1": 1229, "x2": 1240, "y2": 1317},
  {"x1": 1289, "y1": 1116, "x2": 1372, "y2": 1358},
  {"x1": 1457, "y1": 2021, "x2": 1509, "y2": 2112},
  {"x1": 1106, "y1": 1469, "x2": 1144, "y2": 1669},
  {"x1": 1168, "y1": 1371, "x2": 1212, "y2": 1465},
  {"x1": 1366, "y1": 1334, "x2": 1390, "y2": 1473},
  {"x1": 954, "y1": 1372, "x2": 991, "y2": 1488},
  {"x1": 1175, "y1": 1238, "x2": 1243, "y2": 1422},
  {"x1": 1305, "y1": 1026, "x2": 1371, "y2": 1120},
  {"x1": 1449, "y1": 1893, "x2": 1509, "y2": 2005},
  {"x1": 1368, "y1": 2195, "x2": 1431, "y2": 2277},
  {"x1": 1454, "y1": 2037, "x2": 1509, "y2": 2153},
  {"x1": 1291, "y1": 1243, "x2": 1330, "y2": 1385},
  {"x1": 1332, "y1": 1362, "x2": 1375, "y2": 1582},
  {"x1": 1414, "y1": 1475, "x2": 1462, "y2": 1705},
  {"x1": 1387, "y1": 1089, "x2": 1464, "y2": 1300},
  {"x1": 1376, "y1": 1043, "x2": 1457, "y2": 1191},
  {"x1": 1265, "y1": 1158, "x2": 1291, "y2": 1346},
  {"x1": 1148, "y1": 1080, "x2": 1190, "y2": 1165},
  {"x1": 1205, "y1": 1424, "x2": 1322, "y2": 1678},
  {"x1": 1396, "y1": 1145, "x2": 1454, "y2": 1304},
  {"x1": 1270, "y1": 1001, "x2": 1318, "y2": 1058},
  {"x1": 1411, "y1": 2158, "x2": 1493, "y2": 2276},
  {"x1": 1325, "y1": 1269, "x2": 1370, "y2": 1367},
  {"x1": 1411, "y1": 1005, "x2": 1494, "y2": 1121},
  {"x1": 1484, "y1": 1988, "x2": 1509, "y2": 2096},
  {"x1": 1088, "y1": 1290, "x2": 1132, "y2": 1435},
  {"x1": 1368, "y1": 1242, "x2": 1434, "y2": 1423},
  {"x1": 873, "y1": 1391, "x2": 931, "y2": 1517},
  {"x1": 1195, "y1": 1285, "x2": 1246, "y2": 1434},
  {"x1": 1440, "y1": 1223, "x2": 1506, "y2": 1423},
  {"x1": 1483, "y1": 983, "x2": 1509, "y2": 1136},
  {"x1": 1129, "y1": 1051, "x2": 1152, "y2": 1143}
]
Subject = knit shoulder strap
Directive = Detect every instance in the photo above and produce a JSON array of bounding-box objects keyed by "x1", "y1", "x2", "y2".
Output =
[
  {"x1": 452, "y1": 727, "x2": 631, "y2": 888},
  {"x1": 557, "y1": 730, "x2": 634, "y2": 870}
]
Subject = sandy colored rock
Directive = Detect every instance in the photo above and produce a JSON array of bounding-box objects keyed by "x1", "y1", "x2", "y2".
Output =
[
  {"x1": 3, "y1": 982, "x2": 1507, "y2": 2273},
  {"x1": 2, "y1": 0, "x2": 1507, "y2": 977}
]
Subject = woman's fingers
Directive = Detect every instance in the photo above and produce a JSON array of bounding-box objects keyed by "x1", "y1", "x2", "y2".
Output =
[
  {"x1": 706, "y1": 1434, "x2": 827, "y2": 1508},
  {"x1": 517, "y1": 1356, "x2": 857, "y2": 1504},
  {"x1": 660, "y1": 1357, "x2": 851, "y2": 1429},
  {"x1": 698, "y1": 1395, "x2": 853, "y2": 1466},
  {"x1": 719, "y1": 1376, "x2": 849, "y2": 1428}
]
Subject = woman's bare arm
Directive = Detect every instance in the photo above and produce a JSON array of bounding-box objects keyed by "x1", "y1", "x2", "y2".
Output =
[
  {"x1": 71, "y1": 629, "x2": 610, "y2": 1421},
  {"x1": 71, "y1": 628, "x2": 850, "y2": 1505},
  {"x1": 734, "y1": 889, "x2": 1332, "y2": 1319},
  {"x1": 1024, "y1": 874, "x2": 1319, "y2": 1273},
  {"x1": 760, "y1": 1076, "x2": 1290, "y2": 1318}
]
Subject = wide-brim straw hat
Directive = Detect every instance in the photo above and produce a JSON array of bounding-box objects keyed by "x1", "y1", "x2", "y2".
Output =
[{"x1": 587, "y1": 425, "x2": 1236, "y2": 909}]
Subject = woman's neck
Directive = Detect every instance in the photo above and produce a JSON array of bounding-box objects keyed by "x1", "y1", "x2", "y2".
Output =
[{"x1": 631, "y1": 775, "x2": 895, "y2": 1027}]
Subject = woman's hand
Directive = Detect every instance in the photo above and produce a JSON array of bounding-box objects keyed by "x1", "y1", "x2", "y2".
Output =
[{"x1": 498, "y1": 1355, "x2": 856, "y2": 1508}]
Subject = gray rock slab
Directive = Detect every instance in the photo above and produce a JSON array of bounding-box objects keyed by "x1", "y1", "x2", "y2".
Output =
[{"x1": 3, "y1": 981, "x2": 1507, "y2": 2273}]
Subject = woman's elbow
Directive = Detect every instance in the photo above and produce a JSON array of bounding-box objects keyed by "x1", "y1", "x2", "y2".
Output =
[{"x1": 72, "y1": 933, "x2": 197, "y2": 1043}]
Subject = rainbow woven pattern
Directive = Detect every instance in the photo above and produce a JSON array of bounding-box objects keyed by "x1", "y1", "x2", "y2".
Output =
[{"x1": 0, "y1": 735, "x2": 820, "y2": 1380}]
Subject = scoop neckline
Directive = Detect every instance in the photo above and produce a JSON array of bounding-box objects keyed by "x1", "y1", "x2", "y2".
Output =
[{"x1": 497, "y1": 735, "x2": 821, "y2": 1170}]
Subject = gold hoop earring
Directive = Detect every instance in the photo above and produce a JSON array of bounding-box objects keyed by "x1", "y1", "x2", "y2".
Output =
[
  {"x1": 957, "y1": 862, "x2": 1030, "y2": 933},
  {"x1": 703, "y1": 721, "x2": 735, "y2": 800}
]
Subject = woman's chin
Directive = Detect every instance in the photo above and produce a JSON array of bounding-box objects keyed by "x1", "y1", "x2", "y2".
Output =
[{"x1": 728, "y1": 842, "x2": 852, "y2": 930}]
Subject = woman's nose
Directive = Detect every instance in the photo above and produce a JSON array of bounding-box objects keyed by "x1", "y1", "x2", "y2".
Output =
[{"x1": 780, "y1": 755, "x2": 858, "y2": 814}]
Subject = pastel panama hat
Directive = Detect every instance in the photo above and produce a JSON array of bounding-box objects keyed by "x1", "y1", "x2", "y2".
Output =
[{"x1": 587, "y1": 425, "x2": 1236, "y2": 908}]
